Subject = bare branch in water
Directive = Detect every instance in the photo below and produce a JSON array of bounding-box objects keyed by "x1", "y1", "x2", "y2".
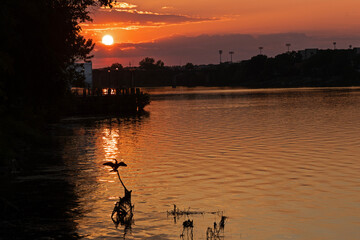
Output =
[
  {"x1": 206, "y1": 216, "x2": 228, "y2": 240},
  {"x1": 103, "y1": 160, "x2": 134, "y2": 237},
  {"x1": 180, "y1": 219, "x2": 194, "y2": 240},
  {"x1": 116, "y1": 170, "x2": 129, "y2": 192},
  {"x1": 167, "y1": 204, "x2": 223, "y2": 221},
  {"x1": 111, "y1": 189, "x2": 134, "y2": 229}
]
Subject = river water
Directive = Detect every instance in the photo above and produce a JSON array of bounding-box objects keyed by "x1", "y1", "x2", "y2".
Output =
[{"x1": 55, "y1": 87, "x2": 360, "y2": 239}]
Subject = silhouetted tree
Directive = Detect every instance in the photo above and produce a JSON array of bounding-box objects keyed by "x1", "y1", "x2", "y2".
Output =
[
  {"x1": 0, "y1": 0, "x2": 116, "y2": 162},
  {"x1": 156, "y1": 60, "x2": 165, "y2": 68},
  {"x1": 111, "y1": 63, "x2": 123, "y2": 70},
  {"x1": 0, "y1": 0, "x2": 115, "y2": 119},
  {"x1": 94, "y1": 50, "x2": 360, "y2": 89},
  {"x1": 139, "y1": 57, "x2": 164, "y2": 70},
  {"x1": 184, "y1": 63, "x2": 195, "y2": 70},
  {"x1": 139, "y1": 57, "x2": 155, "y2": 69}
]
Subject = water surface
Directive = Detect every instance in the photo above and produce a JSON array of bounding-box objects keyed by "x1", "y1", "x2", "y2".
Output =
[{"x1": 57, "y1": 87, "x2": 360, "y2": 239}]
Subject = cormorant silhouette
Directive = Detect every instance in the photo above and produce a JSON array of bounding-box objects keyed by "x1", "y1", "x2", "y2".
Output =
[{"x1": 103, "y1": 159, "x2": 127, "y2": 172}]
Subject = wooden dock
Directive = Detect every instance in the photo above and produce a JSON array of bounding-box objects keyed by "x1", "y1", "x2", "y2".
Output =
[{"x1": 68, "y1": 88, "x2": 150, "y2": 115}]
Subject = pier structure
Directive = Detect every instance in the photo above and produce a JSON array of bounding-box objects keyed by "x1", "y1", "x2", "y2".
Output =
[{"x1": 69, "y1": 66, "x2": 150, "y2": 115}]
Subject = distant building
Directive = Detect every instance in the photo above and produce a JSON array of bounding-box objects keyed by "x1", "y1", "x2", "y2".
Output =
[
  {"x1": 92, "y1": 68, "x2": 133, "y2": 92},
  {"x1": 75, "y1": 61, "x2": 93, "y2": 88},
  {"x1": 353, "y1": 48, "x2": 360, "y2": 54},
  {"x1": 299, "y1": 48, "x2": 318, "y2": 60}
]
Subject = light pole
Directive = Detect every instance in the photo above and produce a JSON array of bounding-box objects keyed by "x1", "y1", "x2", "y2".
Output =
[
  {"x1": 107, "y1": 69, "x2": 111, "y2": 95},
  {"x1": 259, "y1": 47, "x2": 263, "y2": 55},
  {"x1": 219, "y1": 50, "x2": 223, "y2": 64},
  {"x1": 333, "y1": 42, "x2": 337, "y2": 50},
  {"x1": 229, "y1": 51, "x2": 234, "y2": 63},
  {"x1": 286, "y1": 43, "x2": 291, "y2": 53}
]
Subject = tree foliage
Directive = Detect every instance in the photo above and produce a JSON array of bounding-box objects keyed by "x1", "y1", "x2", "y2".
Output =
[
  {"x1": 184, "y1": 62, "x2": 195, "y2": 70},
  {"x1": 0, "y1": 0, "x2": 114, "y2": 118},
  {"x1": 139, "y1": 57, "x2": 165, "y2": 70},
  {"x1": 101, "y1": 50, "x2": 360, "y2": 88},
  {"x1": 0, "y1": 0, "x2": 118, "y2": 163},
  {"x1": 110, "y1": 63, "x2": 124, "y2": 70}
]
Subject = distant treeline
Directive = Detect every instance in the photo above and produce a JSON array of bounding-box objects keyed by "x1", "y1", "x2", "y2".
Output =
[{"x1": 97, "y1": 50, "x2": 360, "y2": 88}]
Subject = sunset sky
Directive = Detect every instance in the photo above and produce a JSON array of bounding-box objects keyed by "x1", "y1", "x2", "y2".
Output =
[{"x1": 82, "y1": 0, "x2": 360, "y2": 68}]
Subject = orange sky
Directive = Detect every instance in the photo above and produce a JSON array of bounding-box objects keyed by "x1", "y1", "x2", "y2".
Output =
[{"x1": 81, "y1": 0, "x2": 360, "y2": 68}]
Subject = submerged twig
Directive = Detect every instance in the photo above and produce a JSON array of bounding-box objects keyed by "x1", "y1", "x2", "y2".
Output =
[
  {"x1": 167, "y1": 204, "x2": 228, "y2": 239},
  {"x1": 206, "y1": 215, "x2": 228, "y2": 240},
  {"x1": 110, "y1": 174, "x2": 134, "y2": 237},
  {"x1": 167, "y1": 204, "x2": 205, "y2": 217},
  {"x1": 180, "y1": 219, "x2": 194, "y2": 240},
  {"x1": 167, "y1": 204, "x2": 223, "y2": 218},
  {"x1": 111, "y1": 189, "x2": 134, "y2": 227}
]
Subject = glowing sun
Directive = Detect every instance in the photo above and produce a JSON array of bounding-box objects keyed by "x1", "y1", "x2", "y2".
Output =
[{"x1": 102, "y1": 35, "x2": 114, "y2": 45}]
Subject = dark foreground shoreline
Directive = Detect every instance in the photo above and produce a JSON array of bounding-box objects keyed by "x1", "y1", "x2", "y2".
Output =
[
  {"x1": 0, "y1": 110, "x2": 149, "y2": 239},
  {"x1": 0, "y1": 145, "x2": 80, "y2": 240}
]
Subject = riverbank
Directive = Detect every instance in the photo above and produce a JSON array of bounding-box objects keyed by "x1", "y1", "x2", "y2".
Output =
[
  {"x1": 0, "y1": 112, "x2": 49, "y2": 174},
  {"x1": 0, "y1": 114, "x2": 77, "y2": 238},
  {"x1": 0, "y1": 144, "x2": 80, "y2": 240},
  {"x1": 0, "y1": 110, "x2": 150, "y2": 239},
  {"x1": 0, "y1": 89, "x2": 150, "y2": 169}
]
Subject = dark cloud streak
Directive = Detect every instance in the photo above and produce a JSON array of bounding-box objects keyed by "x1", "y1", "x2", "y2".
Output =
[{"x1": 90, "y1": 9, "x2": 214, "y2": 25}]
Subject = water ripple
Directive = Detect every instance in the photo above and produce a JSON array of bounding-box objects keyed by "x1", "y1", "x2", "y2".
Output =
[{"x1": 57, "y1": 87, "x2": 360, "y2": 239}]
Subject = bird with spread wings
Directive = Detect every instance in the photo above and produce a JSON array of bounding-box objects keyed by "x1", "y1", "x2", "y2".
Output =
[{"x1": 103, "y1": 159, "x2": 127, "y2": 172}]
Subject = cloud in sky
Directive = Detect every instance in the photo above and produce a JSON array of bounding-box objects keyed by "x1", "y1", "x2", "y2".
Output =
[
  {"x1": 81, "y1": 0, "x2": 360, "y2": 46},
  {"x1": 101, "y1": 2, "x2": 137, "y2": 10},
  {"x1": 92, "y1": 33, "x2": 360, "y2": 68},
  {"x1": 83, "y1": 1, "x2": 360, "y2": 68},
  {"x1": 89, "y1": 3, "x2": 215, "y2": 27},
  {"x1": 82, "y1": 3, "x2": 219, "y2": 44}
]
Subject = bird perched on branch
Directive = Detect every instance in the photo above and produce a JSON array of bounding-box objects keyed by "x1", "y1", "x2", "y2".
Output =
[{"x1": 103, "y1": 159, "x2": 127, "y2": 172}]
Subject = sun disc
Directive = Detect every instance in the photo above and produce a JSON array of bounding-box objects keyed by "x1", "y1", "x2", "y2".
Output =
[{"x1": 102, "y1": 35, "x2": 114, "y2": 45}]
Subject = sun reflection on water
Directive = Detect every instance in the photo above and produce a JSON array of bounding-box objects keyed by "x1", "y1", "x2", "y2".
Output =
[{"x1": 102, "y1": 128, "x2": 119, "y2": 160}]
